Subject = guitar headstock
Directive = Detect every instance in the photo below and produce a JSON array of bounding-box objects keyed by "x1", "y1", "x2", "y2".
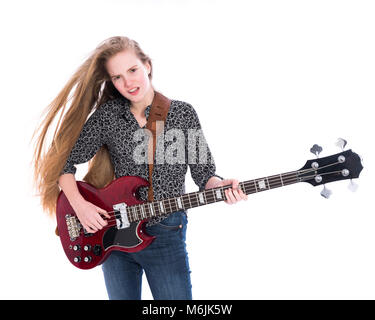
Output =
[{"x1": 298, "y1": 149, "x2": 363, "y2": 187}]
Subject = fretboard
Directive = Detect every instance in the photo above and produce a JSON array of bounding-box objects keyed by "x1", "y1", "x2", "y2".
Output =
[{"x1": 126, "y1": 170, "x2": 300, "y2": 223}]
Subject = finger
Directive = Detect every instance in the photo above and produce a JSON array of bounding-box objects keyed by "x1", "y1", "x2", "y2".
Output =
[
  {"x1": 96, "y1": 206, "x2": 111, "y2": 219},
  {"x1": 224, "y1": 189, "x2": 231, "y2": 204},
  {"x1": 231, "y1": 179, "x2": 239, "y2": 189},
  {"x1": 93, "y1": 217, "x2": 106, "y2": 229},
  {"x1": 225, "y1": 188, "x2": 236, "y2": 204},
  {"x1": 96, "y1": 214, "x2": 108, "y2": 227},
  {"x1": 84, "y1": 224, "x2": 97, "y2": 234},
  {"x1": 232, "y1": 188, "x2": 242, "y2": 202},
  {"x1": 87, "y1": 216, "x2": 102, "y2": 231},
  {"x1": 239, "y1": 189, "x2": 248, "y2": 200}
]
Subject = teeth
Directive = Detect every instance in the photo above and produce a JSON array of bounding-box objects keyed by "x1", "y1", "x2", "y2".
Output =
[{"x1": 129, "y1": 87, "x2": 138, "y2": 93}]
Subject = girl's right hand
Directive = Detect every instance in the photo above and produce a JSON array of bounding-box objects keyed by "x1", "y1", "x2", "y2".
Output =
[{"x1": 71, "y1": 199, "x2": 110, "y2": 233}]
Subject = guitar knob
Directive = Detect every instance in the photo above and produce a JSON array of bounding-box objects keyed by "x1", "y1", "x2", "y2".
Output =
[
  {"x1": 93, "y1": 245, "x2": 102, "y2": 256},
  {"x1": 83, "y1": 245, "x2": 91, "y2": 251},
  {"x1": 73, "y1": 256, "x2": 81, "y2": 263},
  {"x1": 335, "y1": 138, "x2": 347, "y2": 150},
  {"x1": 348, "y1": 179, "x2": 358, "y2": 192},
  {"x1": 73, "y1": 245, "x2": 80, "y2": 251},
  {"x1": 320, "y1": 185, "x2": 332, "y2": 199},
  {"x1": 84, "y1": 256, "x2": 92, "y2": 263},
  {"x1": 310, "y1": 144, "x2": 323, "y2": 157}
]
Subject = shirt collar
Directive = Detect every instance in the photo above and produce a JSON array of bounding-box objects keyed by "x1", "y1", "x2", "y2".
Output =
[{"x1": 120, "y1": 96, "x2": 152, "y2": 121}]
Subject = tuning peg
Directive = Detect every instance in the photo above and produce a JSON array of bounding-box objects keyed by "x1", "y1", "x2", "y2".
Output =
[
  {"x1": 310, "y1": 144, "x2": 323, "y2": 157},
  {"x1": 320, "y1": 185, "x2": 332, "y2": 199},
  {"x1": 335, "y1": 138, "x2": 347, "y2": 151},
  {"x1": 348, "y1": 179, "x2": 358, "y2": 192}
]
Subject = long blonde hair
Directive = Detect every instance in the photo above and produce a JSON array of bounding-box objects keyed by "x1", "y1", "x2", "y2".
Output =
[{"x1": 32, "y1": 36, "x2": 153, "y2": 216}]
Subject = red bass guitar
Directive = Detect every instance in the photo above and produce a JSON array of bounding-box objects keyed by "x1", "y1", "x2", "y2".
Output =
[{"x1": 56, "y1": 148, "x2": 363, "y2": 269}]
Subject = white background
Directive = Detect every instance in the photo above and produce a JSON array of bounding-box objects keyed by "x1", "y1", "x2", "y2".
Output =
[{"x1": 0, "y1": 0, "x2": 374, "y2": 299}]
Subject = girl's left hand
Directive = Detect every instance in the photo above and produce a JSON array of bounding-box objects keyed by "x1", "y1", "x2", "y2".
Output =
[{"x1": 207, "y1": 178, "x2": 248, "y2": 204}]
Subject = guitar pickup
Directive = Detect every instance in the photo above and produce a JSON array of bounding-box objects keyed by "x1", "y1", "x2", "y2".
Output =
[{"x1": 113, "y1": 202, "x2": 130, "y2": 229}]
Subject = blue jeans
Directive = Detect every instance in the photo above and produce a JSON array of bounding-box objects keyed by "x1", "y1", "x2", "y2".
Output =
[{"x1": 101, "y1": 211, "x2": 192, "y2": 300}]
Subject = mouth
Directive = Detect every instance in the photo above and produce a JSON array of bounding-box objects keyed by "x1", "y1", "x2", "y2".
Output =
[{"x1": 128, "y1": 87, "x2": 140, "y2": 95}]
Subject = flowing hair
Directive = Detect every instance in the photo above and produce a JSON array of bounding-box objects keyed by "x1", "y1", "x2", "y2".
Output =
[{"x1": 32, "y1": 36, "x2": 153, "y2": 216}]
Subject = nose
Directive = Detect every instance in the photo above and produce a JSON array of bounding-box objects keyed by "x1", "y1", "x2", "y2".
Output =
[{"x1": 122, "y1": 76, "x2": 131, "y2": 89}]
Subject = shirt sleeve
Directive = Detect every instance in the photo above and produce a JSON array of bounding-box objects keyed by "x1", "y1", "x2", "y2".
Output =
[
  {"x1": 184, "y1": 103, "x2": 224, "y2": 191},
  {"x1": 60, "y1": 105, "x2": 107, "y2": 175}
]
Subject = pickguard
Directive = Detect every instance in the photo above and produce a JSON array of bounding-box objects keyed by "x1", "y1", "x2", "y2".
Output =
[{"x1": 102, "y1": 222, "x2": 143, "y2": 250}]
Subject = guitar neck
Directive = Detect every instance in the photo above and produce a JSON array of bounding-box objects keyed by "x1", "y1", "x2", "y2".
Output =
[{"x1": 126, "y1": 170, "x2": 300, "y2": 223}]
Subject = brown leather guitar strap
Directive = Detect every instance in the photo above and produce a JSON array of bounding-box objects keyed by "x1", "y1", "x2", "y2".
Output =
[{"x1": 145, "y1": 91, "x2": 171, "y2": 201}]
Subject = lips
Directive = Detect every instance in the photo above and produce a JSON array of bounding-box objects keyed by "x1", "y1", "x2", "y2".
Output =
[{"x1": 128, "y1": 87, "x2": 139, "y2": 95}]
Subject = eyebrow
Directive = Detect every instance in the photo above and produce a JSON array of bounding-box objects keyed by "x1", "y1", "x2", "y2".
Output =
[{"x1": 110, "y1": 65, "x2": 138, "y2": 78}]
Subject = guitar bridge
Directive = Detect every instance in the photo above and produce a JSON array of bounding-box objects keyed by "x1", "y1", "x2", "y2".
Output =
[
  {"x1": 113, "y1": 202, "x2": 130, "y2": 229},
  {"x1": 65, "y1": 214, "x2": 81, "y2": 241}
]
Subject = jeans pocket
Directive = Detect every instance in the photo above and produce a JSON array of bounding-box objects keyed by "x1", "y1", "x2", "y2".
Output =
[
  {"x1": 146, "y1": 211, "x2": 186, "y2": 235},
  {"x1": 157, "y1": 222, "x2": 182, "y2": 230}
]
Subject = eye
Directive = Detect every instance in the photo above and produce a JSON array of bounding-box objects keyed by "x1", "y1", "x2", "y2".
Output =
[
  {"x1": 112, "y1": 75, "x2": 120, "y2": 81},
  {"x1": 130, "y1": 68, "x2": 137, "y2": 73}
]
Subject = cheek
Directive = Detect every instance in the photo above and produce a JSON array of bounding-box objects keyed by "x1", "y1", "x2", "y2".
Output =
[
  {"x1": 138, "y1": 73, "x2": 150, "y2": 89},
  {"x1": 112, "y1": 81, "x2": 123, "y2": 92}
]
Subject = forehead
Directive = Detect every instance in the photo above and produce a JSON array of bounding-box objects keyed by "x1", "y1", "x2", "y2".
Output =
[{"x1": 105, "y1": 50, "x2": 140, "y2": 74}]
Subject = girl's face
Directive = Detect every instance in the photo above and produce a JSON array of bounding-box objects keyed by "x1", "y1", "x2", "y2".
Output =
[{"x1": 106, "y1": 49, "x2": 152, "y2": 104}]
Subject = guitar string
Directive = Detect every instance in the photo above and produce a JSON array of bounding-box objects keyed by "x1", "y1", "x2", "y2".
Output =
[
  {"x1": 100, "y1": 169, "x2": 345, "y2": 230},
  {"x1": 101, "y1": 167, "x2": 333, "y2": 226},
  {"x1": 102, "y1": 171, "x2": 302, "y2": 223},
  {"x1": 72, "y1": 163, "x2": 342, "y2": 231},
  {"x1": 100, "y1": 167, "x2": 324, "y2": 226},
  {"x1": 101, "y1": 172, "x2": 324, "y2": 229}
]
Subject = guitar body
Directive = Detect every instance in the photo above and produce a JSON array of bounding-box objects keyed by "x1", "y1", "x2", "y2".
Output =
[{"x1": 56, "y1": 176, "x2": 155, "y2": 270}]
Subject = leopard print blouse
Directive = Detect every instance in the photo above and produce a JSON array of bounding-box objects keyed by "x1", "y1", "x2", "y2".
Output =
[{"x1": 61, "y1": 96, "x2": 222, "y2": 225}]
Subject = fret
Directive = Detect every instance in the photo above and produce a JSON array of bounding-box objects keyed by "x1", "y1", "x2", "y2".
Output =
[
  {"x1": 187, "y1": 193, "x2": 192, "y2": 208},
  {"x1": 167, "y1": 198, "x2": 173, "y2": 214},
  {"x1": 195, "y1": 192, "x2": 200, "y2": 206},
  {"x1": 172, "y1": 198, "x2": 177, "y2": 211},
  {"x1": 141, "y1": 205, "x2": 146, "y2": 218},
  {"x1": 132, "y1": 206, "x2": 137, "y2": 220},
  {"x1": 240, "y1": 181, "x2": 246, "y2": 194},
  {"x1": 279, "y1": 174, "x2": 284, "y2": 186},
  {"x1": 173, "y1": 198, "x2": 179, "y2": 212},
  {"x1": 194, "y1": 192, "x2": 199, "y2": 207},
  {"x1": 146, "y1": 203, "x2": 151, "y2": 218},
  {"x1": 265, "y1": 177, "x2": 271, "y2": 189},
  {"x1": 125, "y1": 208, "x2": 133, "y2": 222},
  {"x1": 211, "y1": 189, "x2": 217, "y2": 202},
  {"x1": 212, "y1": 190, "x2": 217, "y2": 202},
  {"x1": 270, "y1": 174, "x2": 283, "y2": 189},
  {"x1": 138, "y1": 205, "x2": 142, "y2": 219},
  {"x1": 167, "y1": 198, "x2": 172, "y2": 213},
  {"x1": 210, "y1": 189, "x2": 216, "y2": 202},
  {"x1": 203, "y1": 190, "x2": 214, "y2": 204},
  {"x1": 171, "y1": 197, "x2": 177, "y2": 212},
  {"x1": 202, "y1": 191, "x2": 208, "y2": 204},
  {"x1": 133, "y1": 205, "x2": 139, "y2": 220},
  {"x1": 181, "y1": 194, "x2": 189, "y2": 210},
  {"x1": 149, "y1": 203, "x2": 155, "y2": 216},
  {"x1": 153, "y1": 202, "x2": 161, "y2": 216},
  {"x1": 253, "y1": 180, "x2": 258, "y2": 192}
]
